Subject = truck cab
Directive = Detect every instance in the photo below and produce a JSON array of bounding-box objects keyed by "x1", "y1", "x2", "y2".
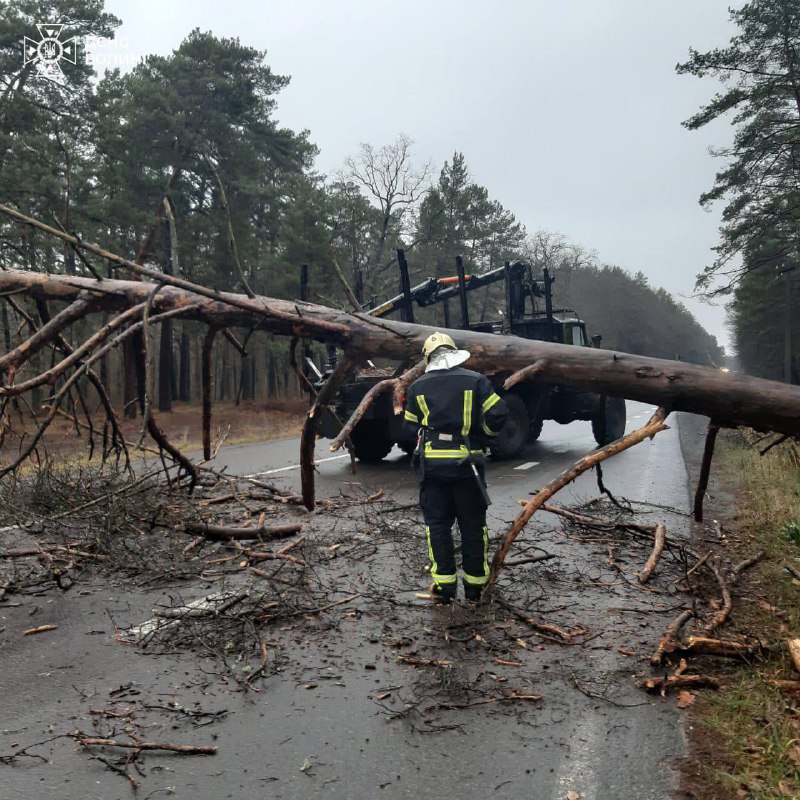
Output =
[{"x1": 317, "y1": 254, "x2": 626, "y2": 461}]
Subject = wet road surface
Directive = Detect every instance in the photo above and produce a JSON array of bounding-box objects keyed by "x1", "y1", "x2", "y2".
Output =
[{"x1": 0, "y1": 402, "x2": 703, "y2": 800}]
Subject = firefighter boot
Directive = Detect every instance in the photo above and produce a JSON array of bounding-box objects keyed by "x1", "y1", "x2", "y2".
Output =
[
  {"x1": 462, "y1": 580, "x2": 483, "y2": 604},
  {"x1": 430, "y1": 582, "x2": 456, "y2": 604}
]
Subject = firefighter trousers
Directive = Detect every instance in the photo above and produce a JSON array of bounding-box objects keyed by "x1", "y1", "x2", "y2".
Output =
[{"x1": 419, "y1": 476, "x2": 489, "y2": 592}]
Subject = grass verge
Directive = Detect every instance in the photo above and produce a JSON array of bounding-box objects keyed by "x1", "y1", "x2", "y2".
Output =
[{"x1": 685, "y1": 430, "x2": 800, "y2": 799}]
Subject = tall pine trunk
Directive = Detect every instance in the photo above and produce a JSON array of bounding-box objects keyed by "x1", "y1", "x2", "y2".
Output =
[
  {"x1": 178, "y1": 325, "x2": 191, "y2": 402},
  {"x1": 123, "y1": 338, "x2": 138, "y2": 418},
  {"x1": 158, "y1": 319, "x2": 173, "y2": 412}
]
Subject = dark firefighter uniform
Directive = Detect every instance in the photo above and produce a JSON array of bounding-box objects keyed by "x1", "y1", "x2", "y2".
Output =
[{"x1": 404, "y1": 356, "x2": 509, "y2": 601}]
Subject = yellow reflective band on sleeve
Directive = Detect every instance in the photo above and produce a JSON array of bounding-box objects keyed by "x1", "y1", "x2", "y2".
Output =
[
  {"x1": 404, "y1": 409, "x2": 419, "y2": 422},
  {"x1": 462, "y1": 389, "x2": 473, "y2": 437},
  {"x1": 482, "y1": 421, "x2": 500, "y2": 437},
  {"x1": 482, "y1": 393, "x2": 501, "y2": 413},
  {"x1": 418, "y1": 395, "x2": 431, "y2": 426}
]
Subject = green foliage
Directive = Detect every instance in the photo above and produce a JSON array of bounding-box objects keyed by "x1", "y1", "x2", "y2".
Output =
[
  {"x1": 0, "y1": 1, "x2": 120, "y2": 272},
  {"x1": 678, "y1": 0, "x2": 800, "y2": 297},
  {"x1": 729, "y1": 259, "x2": 799, "y2": 379}
]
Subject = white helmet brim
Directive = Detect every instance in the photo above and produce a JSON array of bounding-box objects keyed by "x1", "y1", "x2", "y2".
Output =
[{"x1": 425, "y1": 349, "x2": 471, "y2": 372}]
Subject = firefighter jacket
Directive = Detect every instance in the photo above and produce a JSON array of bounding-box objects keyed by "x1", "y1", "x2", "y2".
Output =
[{"x1": 403, "y1": 366, "x2": 510, "y2": 480}]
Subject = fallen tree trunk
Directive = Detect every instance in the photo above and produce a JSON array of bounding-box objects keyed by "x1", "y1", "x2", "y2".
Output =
[{"x1": 3, "y1": 265, "x2": 800, "y2": 436}]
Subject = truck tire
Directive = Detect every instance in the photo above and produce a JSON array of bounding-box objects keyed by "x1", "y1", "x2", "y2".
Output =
[
  {"x1": 351, "y1": 422, "x2": 394, "y2": 463},
  {"x1": 592, "y1": 396, "x2": 627, "y2": 447},
  {"x1": 490, "y1": 394, "x2": 529, "y2": 460},
  {"x1": 529, "y1": 413, "x2": 544, "y2": 442}
]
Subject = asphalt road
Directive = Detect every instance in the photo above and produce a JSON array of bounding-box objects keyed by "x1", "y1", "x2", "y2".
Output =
[{"x1": 0, "y1": 401, "x2": 700, "y2": 800}]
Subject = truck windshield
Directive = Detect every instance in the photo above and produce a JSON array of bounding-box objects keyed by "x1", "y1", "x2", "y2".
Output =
[{"x1": 564, "y1": 324, "x2": 588, "y2": 346}]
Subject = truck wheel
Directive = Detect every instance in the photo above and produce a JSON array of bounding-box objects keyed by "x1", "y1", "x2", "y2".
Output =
[
  {"x1": 491, "y1": 394, "x2": 529, "y2": 459},
  {"x1": 529, "y1": 413, "x2": 544, "y2": 442},
  {"x1": 592, "y1": 396, "x2": 627, "y2": 447},
  {"x1": 350, "y1": 422, "x2": 394, "y2": 463}
]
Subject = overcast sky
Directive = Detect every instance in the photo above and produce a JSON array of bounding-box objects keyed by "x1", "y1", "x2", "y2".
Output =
[{"x1": 102, "y1": 0, "x2": 738, "y2": 347}]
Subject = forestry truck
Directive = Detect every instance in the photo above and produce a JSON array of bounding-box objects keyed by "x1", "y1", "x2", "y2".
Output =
[{"x1": 315, "y1": 252, "x2": 626, "y2": 462}]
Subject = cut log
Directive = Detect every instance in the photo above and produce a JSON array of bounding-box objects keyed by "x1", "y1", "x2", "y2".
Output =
[
  {"x1": 767, "y1": 678, "x2": 800, "y2": 693},
  {"x1": 183, "y1": 522, "x2": 301, "y2": 540},
  {"x1": 682, "y1": 636, "x2": 755, "y2": 658}
]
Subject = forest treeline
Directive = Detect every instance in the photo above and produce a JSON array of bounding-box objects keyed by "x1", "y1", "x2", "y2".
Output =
[
  {"x1": 678, "y1": 0, "x2": 800, "y2": 382},
  {"x1": 0, "y1": 1, "x2": 722, "y2": 414}
]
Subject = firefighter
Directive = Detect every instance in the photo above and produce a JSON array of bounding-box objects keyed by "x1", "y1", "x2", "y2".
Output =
[{"x1": 403, "y1": 332, "x2": 509, "y2": 603}]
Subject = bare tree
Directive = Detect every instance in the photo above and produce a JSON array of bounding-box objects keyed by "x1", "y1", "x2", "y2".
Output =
[
  {"x1": 343, "y1": 133, "x2": 431, "y2": 295},
  {"x1": 524, "y1": 230, "x2": 596, "y2": 272}
]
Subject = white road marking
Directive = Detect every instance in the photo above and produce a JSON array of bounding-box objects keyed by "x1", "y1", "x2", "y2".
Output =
[
  {"x1": 245, "y1": 453, "x2": 349, "y2": 478},
  {"x1": 556, "y1": 709, "x2": 601, "y2": 800},
  {"x1": 514, "y1": 461, "x2": 540, "y2": 470},
  {"x1": 118, "y1": 590, "x2": 247, "y2": 644}
]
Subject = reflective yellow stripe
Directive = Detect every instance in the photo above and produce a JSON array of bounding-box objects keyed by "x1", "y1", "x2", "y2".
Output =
[
  {"x1": 482, "y1": 421, "x2": 499, "y2": 436},
  {"x1": 425, "y1": 525, "x2": 438, "y2": 577},
  {"x1": 426, "y1": 525, "x2": 456, "y2": 583},
  {"x1": 482, "y1": 523, "x2": 489, "y2": 578},
  {"x1": 418, "y1": 395, "x2": 430, "y2": 426},
  {"x1": 462, "y1": 389, "x2": 473, "y2": 437},
  {"x1": 482, "y1": 393, "x2": 501, "y2": 413},
  {"x1": 424, "y1": 450, "x2": 484, "y2": 458},
  {"x1": 423, "y1": 443, "x2": 482, "y2": 459},
  {"x1": 404, "y1": 409, "x2": 419, "y2": 422},
  {"x1": 463, "y1": 526, "x2": 489, "y2": 585}
]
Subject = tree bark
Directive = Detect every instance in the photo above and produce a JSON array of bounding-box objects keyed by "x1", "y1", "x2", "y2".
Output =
[
  {"x1": 123, "y1": 337, "x2": 138, "y2": 419},
  {"x1": 300, "y1": 357, "x2": 354, "y2": 510},
  {"x1": 693, "y1": 421, "x2": 719, "y2": 522},
  {"x1": 201, "y1": 328, "x2": 217, "y2": 461},
  {"x1": 179, "y1": 325, "x2": 191, "y2": 402},
  {"x1": 158, "y1": 319, "x2": 173, "y2": 412}
]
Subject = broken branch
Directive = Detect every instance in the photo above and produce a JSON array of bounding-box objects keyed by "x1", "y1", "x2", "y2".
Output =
[
  {"x1": 638, "y1": 523, "x2": 667, "y2": 583},
  {"x1": 489, "y1": 408, "x2": 669, "y2": 585}
]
